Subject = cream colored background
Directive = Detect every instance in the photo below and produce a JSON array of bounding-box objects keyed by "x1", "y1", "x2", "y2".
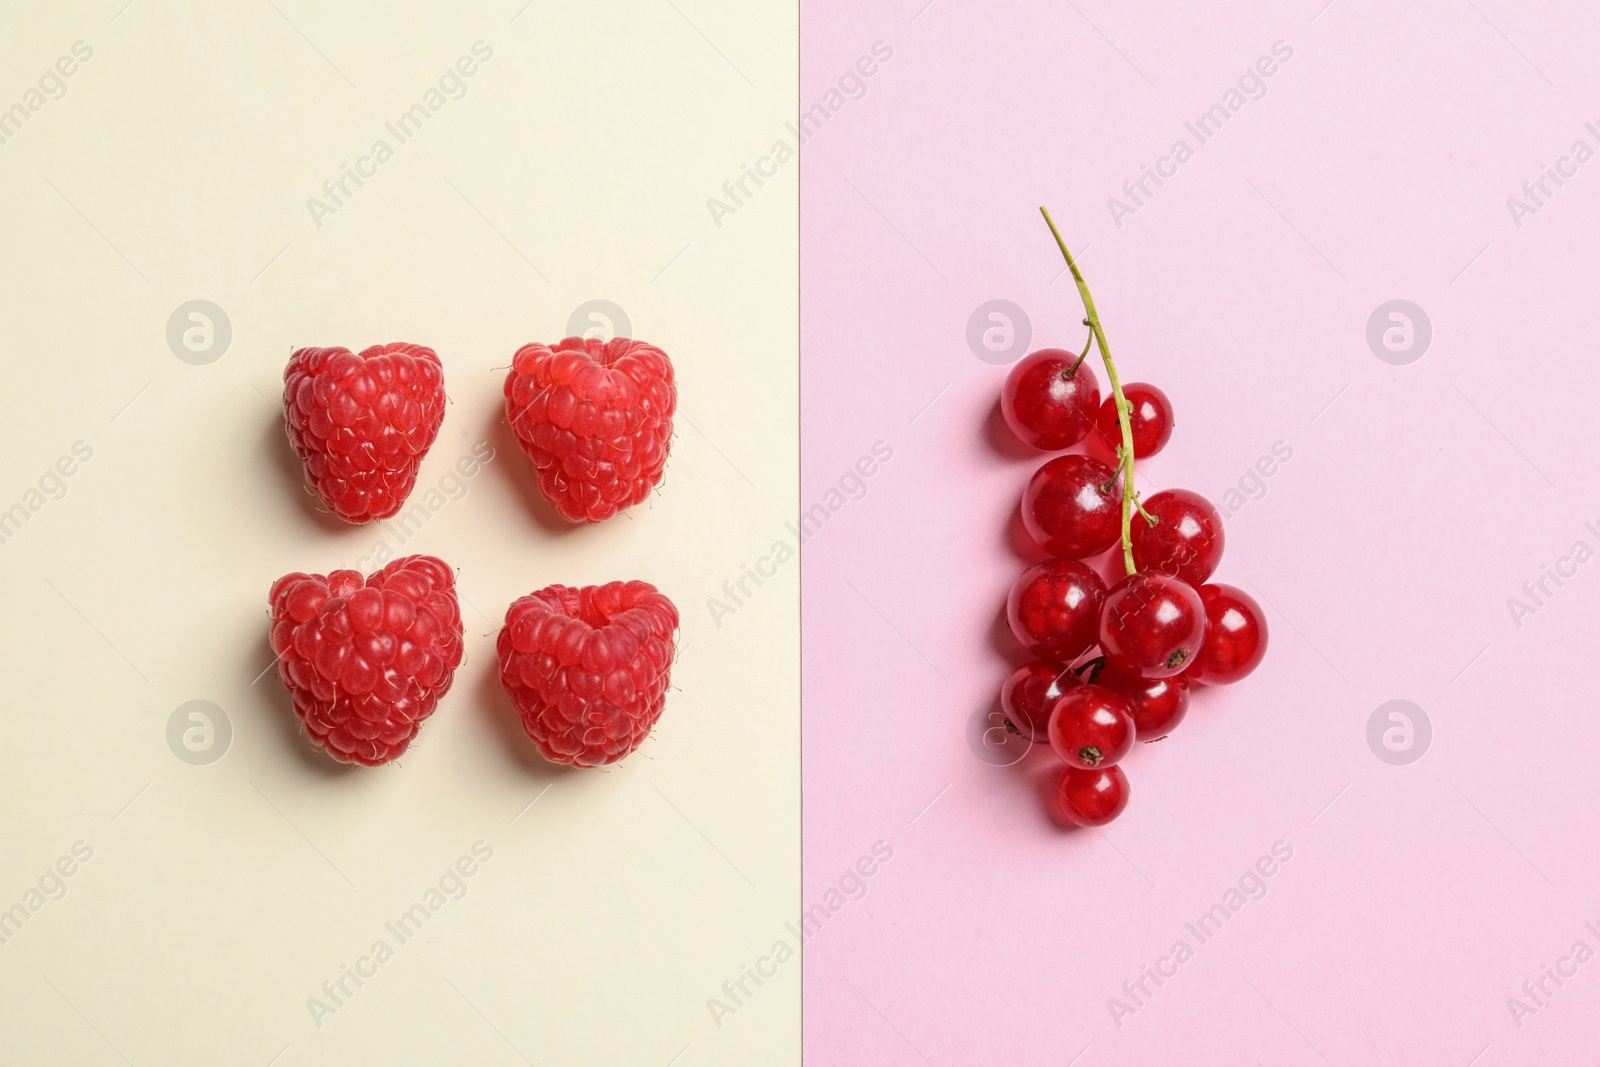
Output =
[{"x1": 0, "y1": 2, "x2": 796, "y2": 1063}]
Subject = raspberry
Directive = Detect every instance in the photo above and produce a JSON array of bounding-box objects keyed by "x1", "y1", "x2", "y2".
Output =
[
  {"x1": 496, "y1": 581, "x2": 678, "y2": 767},
  {"x1": 283, "y1": 343, "x2": 447, "y2": 524},
  {"x1": 503, "y1": 337, "x2": 676, "y2": 523},
  {"x1": 269, "y1": 555, "x2": 464, "y2": 766}
]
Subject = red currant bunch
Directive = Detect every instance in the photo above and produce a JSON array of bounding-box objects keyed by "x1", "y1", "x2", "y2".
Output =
[{"x1": 989, "y1": 209, "x2": 1270, "y2": 829}]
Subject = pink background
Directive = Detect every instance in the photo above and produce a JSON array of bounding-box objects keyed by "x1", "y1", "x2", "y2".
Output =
[{"x1": 802, "y1": 1, "x2": 1600, "y2": 1064}]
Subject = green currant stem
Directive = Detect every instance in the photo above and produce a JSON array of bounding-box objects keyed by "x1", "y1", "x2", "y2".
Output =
[
  {"x1": 1040, "y1": 205, "x2": 1139, "y2": 576},
  {"x1": 1066, "y1": 321, "x2": 1094, "y2": 375}
]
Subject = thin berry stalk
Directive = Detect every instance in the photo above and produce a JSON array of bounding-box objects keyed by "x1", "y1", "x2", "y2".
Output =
[{"x1": 1039, "y1": 206, "x2": 1139, "y2": 575}]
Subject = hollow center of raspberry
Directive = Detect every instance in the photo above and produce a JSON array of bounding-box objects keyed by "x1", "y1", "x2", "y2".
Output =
[
  {"x1": 577, "y1": 602, "x2": 612, "y2": 628},
  {"x1": 573, "y1": 589, "x2": 631, "y2": 629},
  {"x1": 566, "y1": 337, "x2": 628, "y2": 369}
]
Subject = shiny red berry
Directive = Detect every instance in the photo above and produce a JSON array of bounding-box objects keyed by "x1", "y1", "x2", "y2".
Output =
[
  {"x1": 1100, "y1": 572, "x2": 1208, "y2": 678},
  {"x1": 1006, "y1": 558, "x2": 1107, "y2": 661},
  {"x1": 1000, "y1": 660, "x2": 1080, "y2": 743},
  {"x1": 1021, "y1": 454, "x2": 1122, "y2": 559},
  {"x1": 1130, "y1": 489, "x2": 1225, "y2": 586},
  {"x1": 1052, "y1": 764, "x2": 1130, "y2": 827},
  {"x1": 1098, "y1": 656, "x2": 1190, "y2": 739},
  {"x1": 1001, "y1": 349, "x2": 1101, "y2": 450},
  {"x1": 1047, "y1": 685, "x2": 1134, "y2": 769},
  {"x1": 1186, "y1": 583, "x2": 1269, "y2": 685},
  {"x1": 1095, "y1": 382, "x2": 1173, "y2": 458}
]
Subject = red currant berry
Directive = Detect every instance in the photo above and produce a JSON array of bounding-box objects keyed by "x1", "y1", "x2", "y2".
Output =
[
  {"x1": 1000, "y1": 660, "x2": 1079, "y2": 743},
  {"x1": 1021, "y1": 454, "x2": 1122, "y2": 559},
  {"x1": 1098, "y1": 656, "x2": 1189, "y2": 739},
  {"x1": 1051, "y1": 764, "x2": 1130, "y2": 827},
  {"x1": 1186, "y1": 583, "x2": 1269, "y2": 685},
  {"x1": 1001, "y1": 349, "x2": 1102, "y2": 451},
  {"x1": 1095, "y1": 382, "x2": 1173, "y2": 458},
  {"x1": 1099, "y1": 572, "x2": 1207, "y2": 678},
  {"x1": 1130, "y1": 489, "x2": 1225, "y2": 586},
  {"x1": 1006, "y1": 558, "x2": 1107, "y2": 661},
  {"x1": 1047, "y1": 685, "x2": 1134, "y2": 769}
]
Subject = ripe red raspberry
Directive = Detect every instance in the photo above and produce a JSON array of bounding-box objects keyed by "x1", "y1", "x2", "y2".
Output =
[
  {"x1": 283, "y1": 343, "x2": 447, "y2": 524},
  {"x1": 503, "y1": 337, "x2": 676, "y2": 523},
  {"x1": 496, "y1": 581, "x2": 678, "y2": 767},
  {"x1": 269, "y1": 555, "x2": 464, "y2": 766}
]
